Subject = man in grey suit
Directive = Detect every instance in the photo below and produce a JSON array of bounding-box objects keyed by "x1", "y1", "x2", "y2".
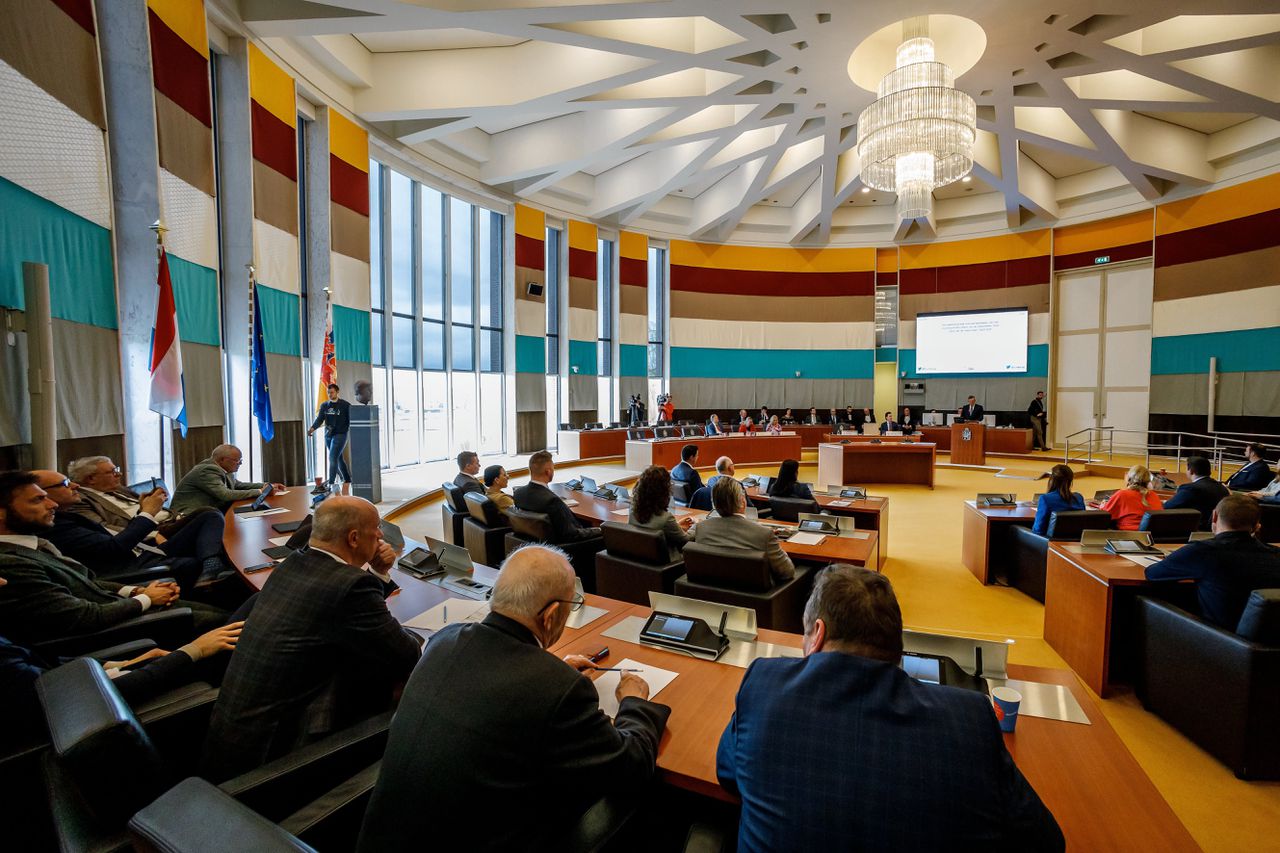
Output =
[
  {"x1": 453, "y1": 450, "x2": 484, "y2": 495},
  {"x1": 691, "y1": 478, "x2": 795, "y2": 583},
  {"x1": 67, "y1": 455, "x2": 169, "y2": 531},
  {"x1": 169, "y1": 445, "x2": 284, "y2": 517}
]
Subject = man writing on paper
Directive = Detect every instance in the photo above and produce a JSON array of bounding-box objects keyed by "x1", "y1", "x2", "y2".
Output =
[{"x1": 359, "y1": 545, "x2": 671, "y2": 852}]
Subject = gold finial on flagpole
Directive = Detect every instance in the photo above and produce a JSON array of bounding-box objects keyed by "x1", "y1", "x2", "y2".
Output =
[{"x1": 150, "y1": 220, "x2": 168, "y2": 258}]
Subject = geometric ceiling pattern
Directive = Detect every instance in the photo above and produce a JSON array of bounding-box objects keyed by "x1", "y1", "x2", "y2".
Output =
[{"x1": 236, "y1": 1, "x2": 1280, "y2": 245}]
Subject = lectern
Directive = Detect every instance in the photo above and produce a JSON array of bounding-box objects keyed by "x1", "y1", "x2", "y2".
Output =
[
  {"x1": 951, "y1": 421, "x2": 986, "y2": 465},
  {"x1": 350, "y1": 405, "x2": 382, "y2": 502}
]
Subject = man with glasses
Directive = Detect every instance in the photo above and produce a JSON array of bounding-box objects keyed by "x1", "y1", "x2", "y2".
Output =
[
  {"x1": 169, "y1": 444, "x2": 285, "y2": 517},
  {"x1": 359, "y1": 544, "x2": 670, "y2": 852},
  {"x1": 68, "y1": 455, "x2": 171, "y2": 532}
]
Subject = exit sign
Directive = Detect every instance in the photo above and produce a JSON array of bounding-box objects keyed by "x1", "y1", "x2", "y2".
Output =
[{"x1": 1094, "y1": 255, "x2": 1111, "y2": 265}]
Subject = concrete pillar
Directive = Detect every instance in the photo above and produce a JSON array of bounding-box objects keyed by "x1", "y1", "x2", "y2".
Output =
[
  {"x1": 95, "y1": 0, "x2": 163, "y2": 482},
  {"x1": 304, "y1": 107, "x2": 332, "y2": 478}
]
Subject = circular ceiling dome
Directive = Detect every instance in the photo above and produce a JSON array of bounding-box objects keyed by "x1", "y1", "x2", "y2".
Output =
[{"x1": 847, "y1": 15, "x2": 987, "y2": 93}]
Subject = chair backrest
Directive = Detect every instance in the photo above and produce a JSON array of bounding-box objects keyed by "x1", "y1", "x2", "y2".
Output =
[
  {"x1": 681, "y1": 542, "x2": 772, "y2": 592},
  {"x1": 627, "y1": 429, "x2": 646, "y2": 440},
  {"x1": 600, "y1": 521, "x2": 671, "y2": 564},
  {"x1": 669, "y1": 480, "x2": 690, "y2": 506},
  {"x1": 440, "y1": 482, "x2": 468, "y2": 512},
  {"x1": 558, "y1": 422, "x2": 572, "y2": 431},
  {"x1": 608, "y1": 422, "x2": 622, "y2": 429},
  {"x1": 462, "y1": 490, "x2": 506, "y2": 527},
  {"x1": 1046, "y1": 509, "x2": 1113, "y2": 540},
  {"x1": 768, "y1": 496, "x2": 819, "y2": 522},
  {"x1": 37, "y1": 658, "x2": 169, "y2": 823},
  {"x1": 1139, "y1": 508, "x2": 1203, "y2": 542},
  {"x1": 656, "y1": 426, "x2": 680, "y2": 439},
  {"x1": 1236, "y1": 589, "x2": 1280, "y2": 645},
  {"x1": 689, "y1": 486, "x2": 713, "y2": 511},
  {"x1": 506, "y1": 507, "x2": 552, "y2": 541}
]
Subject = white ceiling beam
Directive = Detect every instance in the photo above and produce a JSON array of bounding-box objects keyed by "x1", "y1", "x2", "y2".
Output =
[
  {"x1": 1016, "y1": 150, "x2": 1060, "y2": 220},
  {"x1": 689, "y1": 157, "x2": 769, "y2": 235},
  {"x1": 589, "y1": 139, "x2": 716, "y2": 219}
]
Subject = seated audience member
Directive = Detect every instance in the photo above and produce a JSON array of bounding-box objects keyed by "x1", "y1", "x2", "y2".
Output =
[
  {"x1": 454, "y1": 450, "x2": 484, "y2": 495},
  {"x1": 805, "y1": 407, "x2": 820, "y2": 425},
  {"x1": 879, "y1": 411, "x2": 901, "y2": 434},
  {"x1": 736, "y1": 408, "x2": 750, "y2": 426},
  {"x1": 629, "y1": 466, "x2": 692, "y2": 551},
  {"x1": 705, "y1": 413, "x2": 725, "y2": 436},
  {"x1": 691, "y1": 478, "x2": 795, "y2": 582},
  {"x1": 738, "y1": 416, "x2": 756, "y2": 434},
  {"x1": 483, "y1": 465, "x2": 514, "y2": 514},
  {"x1": 900, "y1": 407, "x2": 916, "y2": 434},
  {"x1": 357, "y1": 545, "x2": 670, "y2": 852},
  {"x1": 1032, "y1": 465, "x2": 1086, "y2": 535},
  {"x1": 40, "y1": 470, "x2": 226, "y2": 591},
  {"x1": 781, "y1": 408, "x2": 795, "y2": 424},
  {"x1": 1163, "y1": 456, "x2": 1230, "y2": 530},
  {"x1": 717, "y1": 565, "x2": 1063, "y2": 852},
  {"x1": 513, "y1": 451, "x2": 602, "y2": 543},
  {"x1": 765, "y1": 415, "x2": 783, "y2": 435},
  {"x1": 671, "y1": 444, "x2": 704, "y2": 494},
  {"x1": 758, "y1": 406, "x2": 770, "y2": 424},
  {"x1": 766, "y1": 459, "x2": 814, "y2": 501},
  {"x1": 1226, "y1": 443, "x2": 1274, "y2": 492},
  {"x1": 0, "y1": 471, "x2": 227, "y2": 647},
  {"x1": 1145, "y1": 495, "x2": 1280, "y2": 630},
  {"x1": 68, "y1": 454, "x2": 172, "y2": 531},
  {"x1": 858, "y1": 408, "x2": 875, "y2": 434},
  {"x1": 202, "y1": 496, "x2": 421, "y2": 781},
  {"x1": 844, "y1": 405, "x2": 857, "y2": 424},
  {"x1": 1248, "y1": 470, "x2": 1280, "y2": 500},
  {"x1": 828, "y1": 407, "x2": 840, "y2": 425},
  {"x1": 705, "y1": 456, "x2": 736, "y2": 491},
  {"x1": 169, "y1": 445, "x2": 283, "y2": 516},
  {"x1": 1094, "y1": 465, "x2": 1163, "y2": 530}
]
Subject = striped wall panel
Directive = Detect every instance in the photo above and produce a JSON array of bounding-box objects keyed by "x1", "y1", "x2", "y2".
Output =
[
  {"x1": 566, "y1": 220, "x2": 597, "y2": 415},
  {"x1": 514, "y1": 203, "x2": 546, "y2": 415},
  {"x1": 328, "y1": 110, "x2": 371, "y2": 364},
  {"x1": 619, "y1": 230, "x2": 647, "y2": 381},
  {"x1": 1053, "y1": 210, "x2": 1153, "y2": 272}
]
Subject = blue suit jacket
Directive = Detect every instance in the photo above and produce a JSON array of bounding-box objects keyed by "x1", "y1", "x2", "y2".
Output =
[
  {"x1": 671, "y1": 460, "x2": 704, "y2": 494},
  {"x1": 1032, "y1": 491, "x2": 1085, "y2": 535},
  {"x1": 1145, "y1": 530, "x2": 1280, "y2": 630},
  {"x1": 1226, "y1": 460, "x2": 1274, "y2": 492},
  {"x1": 717, "y1": 652, "x2": 1063, "y2": 853},
  {"x1": 1163, "y1": 477, "x2": 1230, "y2": 530}
]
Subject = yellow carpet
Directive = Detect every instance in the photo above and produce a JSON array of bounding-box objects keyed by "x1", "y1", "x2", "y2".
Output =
[{"x1": 392, "y1": 455, "x2": 1280, "y2": 851}]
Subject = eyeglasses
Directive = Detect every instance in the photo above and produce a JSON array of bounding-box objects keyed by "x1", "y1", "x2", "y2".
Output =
[
  {"x1": 544, "y1": 593, "x2": 585, "y2": 613},
  {"x1": 98, "y1": 467, "x2": 120, "y2": 475},
  {"x1": 43, "y1": 478, "x2": 72, "y2": 490}
]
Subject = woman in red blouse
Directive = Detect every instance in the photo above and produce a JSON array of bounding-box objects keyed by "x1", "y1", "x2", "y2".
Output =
[{"x1": 1095, "y1": 464, "x2": 1163, "y2": 530}]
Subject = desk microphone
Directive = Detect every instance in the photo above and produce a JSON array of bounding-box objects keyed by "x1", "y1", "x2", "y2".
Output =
[
  {"x1": 974, "y1": 645, "x2": 984, "y2": 679},
  {"x1": 717, "y1": 609, "x2": 729, "y2": 638}
]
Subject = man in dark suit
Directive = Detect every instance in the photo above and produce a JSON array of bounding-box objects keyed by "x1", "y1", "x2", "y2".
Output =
[
  {"x1": 1145, "y1": 495, "x2": 1280, "y2": 631},
  {"x1": 671, "y1": 444, "x2": 704, "y2": 495},
  {"x1": 958, "y1": 395, "x2": 985, "y2": 422},
  {"x1": 513, "y1": 451, "x2": 603, "y2": 544},
  {"x1": 878, "y1": 411, "x2": 901, "y2": 434},
  {"x1": 805, "y1": 407, "x2": 820, "y2": 425},
  {"x1": 717, "y1": 565, "x2": 1063, "y2": 852},
  {"x1": 1027, "y1": 391, "x2": 1049, "y2": 450},
  {"x1": 202, "y1": 496, "x2": 422, "y2": 781},
  {"x1": 1163, "y1": 456, "x2": 1230, "y2": 530},
  {"x1": 453, "y1": 450, "x2": 484, "y2": 495},
  {"x1": 358, "y1": 545, "x2": 670, "y2": 852},
  {"x1": 0, "y1": 471, "x2": 226, "y2": 647},
  {"x1": 1226, "y1": 443, "x2": 1273, "y2": 492},
  {"x1": 705, "y1": 413, "x2": 726, "y2": 436}
]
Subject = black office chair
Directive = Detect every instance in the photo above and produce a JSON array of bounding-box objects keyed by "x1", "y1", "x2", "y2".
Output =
[
  {"x1": 1139, "y1": 509, "x2": 1203, "y2": 543},
  {"x1": 32, "y1": 607, "x2": 196, "y2": 659},
  {"x1": 674, "y1": 544, "x2": 812, "y2": 632},
  {"x1": 656, "y1": 426, "x2": 680, "y2": 439},
  {"x1": 1260, "y1": 503, "x2": 1280, "y2": 543},
  {"x1": 669, "y1": 480, "x2": 690, "y2": 507},
  {"x1": 608, "y1": 422, "x2": 622, "y2": 429},
  {"x1": 558, "y1": 422, "x2": 572, "y2": 431},
  {"x1": 688, "y1": 487, "x2": 713, "y2": 511},
  {"x1": 595, "y1": 522, "x2": 685, "y2": 605},
  {"x1": 1007, "y1": 510, "x2": 1113, "y2": 602},
  {"x1": 440, "y1": 483, "x2": 469, "y2": 546},
  {"x1": 768, "y1": 496, "x2": 819, "y2": 523},
  {"x1": 504, "y1": 508, "x2": 604, "y2": 592},
  {"x1": 461, "y1": 492, "x2": 512, "y2": 566},
  {"x1": 627, "y1": 428, "x2": 647, "y2": 440}
]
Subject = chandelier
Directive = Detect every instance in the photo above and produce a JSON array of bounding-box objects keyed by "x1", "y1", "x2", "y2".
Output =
[{"x1": 856, "y1": 20, "x2": 976, "y2": 221}]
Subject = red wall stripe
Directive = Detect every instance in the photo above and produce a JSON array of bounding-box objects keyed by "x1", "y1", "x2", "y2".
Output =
[
  {"x1": 515, "y1": 233, "x2": 545, "y2": 271},
  {"x1": 670, "y1": 265, "x2": 875, "y2": 297},
  {"x1": 1154, "y1": 208, "x2": 1280, "y2": 268},
  {"x1": 936, "y1": 260, "x2": 1005, "y2": 293},
  {"x1": 329, "y1": 154, "x2": 369, "y2": 217},
  {"x1": 899, "y1": 268, "x2": 937, "y2": 295},
  {"x1": 568, "y1": 246, "x2": 596, "y2": 280},
  {"x1": 1005, "y1": 255, "x2": 1052, "y2": 288},
  {"x1": 1055, "y1": 240, "x2": 1153, "y2": 272},
  {"x1": 147, "y1": 10, "x2": 212, "y2": 128},
  {"x1": 251, "y1": 100, "x2": 296, "y2": 181},
  {"x1": 51, "y1": 0, "x2": 95, "y2": 34},
  {"x1": 620, "y1": 256, "x2": 647, "y2": 288},
  {"x1": 875, "y1": 271, "x2": 897, "y2": 288}
]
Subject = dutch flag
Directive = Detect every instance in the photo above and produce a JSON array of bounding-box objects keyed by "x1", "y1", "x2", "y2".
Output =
[{"x1": 148, "y1": 250, "x2": 188, "y2": 437}]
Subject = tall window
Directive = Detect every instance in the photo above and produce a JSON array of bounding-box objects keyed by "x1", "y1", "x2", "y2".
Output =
[
  {"x1": 875, "y1": 285, "x2": 899, "y2": 347},
  {"x1": 388, "y1": 170, "x2": 419, "y2": 467},
  {"x1": 420, "y1": 185, "x2": 446, "y2": 459},
  {"x1": 369, "y1": 161, "x2": 389, "y2": 467},
  {"x1": 597, "y1": 238, "x2": 614, "y2": 423},
  {"x1": 478, "y1": 210, "x2": 503, "y2": 452},
  {"x1": 647, "y1": 246, "x2": 667, "y2": 407},
  {"x1": 545, "y1": 226, "x2": 562, "y2": 447}
]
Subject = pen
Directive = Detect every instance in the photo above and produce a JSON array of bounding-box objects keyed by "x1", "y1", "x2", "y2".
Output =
[
  {"x1": 590, "y1": 667, "x2": 643, "y2": 673},
  {"x1": 588, "y1": 646, "x2": 610, "y2": 663}
]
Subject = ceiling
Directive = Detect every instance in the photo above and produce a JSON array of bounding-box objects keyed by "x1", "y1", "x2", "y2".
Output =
[{"x1": 234, "y1": 1, "x2": 1280, "y2": 245}]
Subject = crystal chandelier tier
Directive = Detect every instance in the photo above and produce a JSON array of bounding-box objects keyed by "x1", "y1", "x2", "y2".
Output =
[{"x1": 856, "y1": 25, "x2": 976, "y2": 221}]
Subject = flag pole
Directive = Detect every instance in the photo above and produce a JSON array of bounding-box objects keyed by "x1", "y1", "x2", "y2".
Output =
[
  {"x1": 150, "y1": 220, "x2": 168, "y2": 484},
  {"x1": 246, "y1": 263, "x2": 256, "y2": 481}
]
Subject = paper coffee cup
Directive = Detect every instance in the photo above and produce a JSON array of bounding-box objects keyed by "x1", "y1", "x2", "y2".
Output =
[{"x1": 992, "y1": 686, "x2": 1022, "y2": 733}]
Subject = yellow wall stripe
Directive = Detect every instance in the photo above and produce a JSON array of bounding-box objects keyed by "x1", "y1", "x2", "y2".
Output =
[
  {"x1": 328, "y1": 110, "x2": 368, "y2": 172},
  {"x1": 1054, "y1": 210, "x2": 1153, "y2": 256},
  {"x1": 671, "y1": 240, "x2": 874, "y2": 272},
  {"x1": 568, "y1": 219, "x2": 597, "y2": 252},
  {"x1": 900, "y1": 229, "x2": 1051, "y2": 269},
  {"x1": 620, "y1": 230, "x2": 647, "y2": 260},
  {"x1": 875, "y1": 247, "x2": 898, "y2": 273},
  {"x1": 1155, "y1": 172, "x2": 1280, "y2": 236},
  {"x1": 146, "y1": 0, "x2": 208, "y2": 58},
  {"x1": 248, "y1": 44, "x2": 295, "y2": 129},
  {"x1": 515, "y1": 203, "x2": 544, "y2": 242}
]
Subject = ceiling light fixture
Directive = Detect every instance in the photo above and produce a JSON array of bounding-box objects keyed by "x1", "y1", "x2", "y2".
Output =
[
  {"x1": 855, "y1": 17, "x2": 976, "y2": 221},
  {"x1": 861, "y1": 186, "x2": 871, "y2": 193}
]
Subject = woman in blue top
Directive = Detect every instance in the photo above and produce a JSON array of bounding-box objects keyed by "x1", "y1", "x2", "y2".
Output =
[{"x1": 1032, "y1": 464, "x2": 1085, "y2": 535}]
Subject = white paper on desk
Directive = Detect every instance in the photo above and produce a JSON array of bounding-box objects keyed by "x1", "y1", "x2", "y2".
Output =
[
  {"x1": 594, "y1": 658, "x2": 678, "y2": 719},
  {"x1": 828, "y1": 500, "x2": 852, "y2": 507},
  {"x1": 786, "y1": 531, "x2": 827, "y2": 546},
  {"x1": 275, "y1": 489, "x2": 290, "y2": 495},
  {"x1": 236, "y1": 507, "x2": 290, "y2": 519},
  {"x1": 1117, "y1": 553, "x2": 1163, "y2": 569},
  {"x1": 268, "y1": 535, "x2": 291, "y2": 546},
  {"x1": 403, "y1": 598, "x2": 489, "y2": 632},
  {"x1": 564, "y1": 498, "x2": 580, "y2": 506},
  {"x1": 847, "y1": 531, "x2": 871, "y2": 539}
]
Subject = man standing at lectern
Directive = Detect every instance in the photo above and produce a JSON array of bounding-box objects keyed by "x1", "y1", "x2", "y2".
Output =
[
  {"x1": 1027, "y1": 390, "x2": 1048, "y2": 451},
  {"x1": 957, "y1": 396, "x2": 985, "y2": 423}
]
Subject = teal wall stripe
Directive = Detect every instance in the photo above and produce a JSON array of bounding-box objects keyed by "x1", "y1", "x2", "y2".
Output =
[
  {"x1": 671, "y1": 347, "x2": 874, "y2": 379},
  {"x1": 333, "y1": 305, "x2": 371, "y2": 363},
  {"x1": 620, "y1": 343, "x2": 647, "y2": 377},
  {"x1": 167, "y1": 254, "x2": 220, "y2": 346},
  {"x1": 875, "y1": 347, "x2": 898, "y2": 363},
  {"x1": 568, "y1": 339, "x2": 597, "y2": 376},
  {"x1": 899, "y1": 344, "x2": 1048, "y2": 378},
  {"x1": 1151, "y1": 328, "x2": 1280, "y2": 375},
  {"x1": 255, "y1": 283, "x2": 301, "y2": 357},
  {"x1": 515, "y1": 333, "x2": 546, "y2": 374},
  {"x1": 0, "y1": 176, "x2": 117, "y2": 329}
]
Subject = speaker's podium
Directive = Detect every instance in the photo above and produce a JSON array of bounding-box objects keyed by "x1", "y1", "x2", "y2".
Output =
[{"x1": 951, "y1": 421, "x2": 986, "y2": 465}]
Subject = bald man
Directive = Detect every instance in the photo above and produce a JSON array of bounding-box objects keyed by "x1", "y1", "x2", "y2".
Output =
[
  {"x1": 202, "y1": 496, "x2": 421, "y2": 781},
  {"x1": 359, "y1": 545, "x2": 671, "y2": 852},
  {"x1": 169, "y1": 445, "x2": 285, "y2": 517}
]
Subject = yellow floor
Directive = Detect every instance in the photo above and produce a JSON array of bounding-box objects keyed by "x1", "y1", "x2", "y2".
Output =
[{"x1": 392, "y1": 455, "x2": 1280, "y2": 851}]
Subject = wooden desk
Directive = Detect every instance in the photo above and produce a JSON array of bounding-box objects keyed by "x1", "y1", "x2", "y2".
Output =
[
  {"x1": 745, "y1": 486, "x2": 889, "y2": 569},
  {"x1": 1043, "y1": 542, "x2": 1183, "y2": 697},
  {"x1": 816, "y1": 442, "x2": 936, "y2": 489},
  {"x1": 557, "y1": 428, "x2": 630, "y2": 459},
  {"x1": 820, "y1": 433, "x2": 914, "y2": 443},
  {"x1": 961, "y1": 500, "x2": 1037, "y2": 584},
  {"x1": 789, "y1": 424, "x2": 835, "y2": 448},
  {"x1": 918, "y1": 426, "x2": 1035, "y2": 454},
  {"x1": 625, "y1": 434, "x2": 803, "y2": 471},
  {"x1": 556, "y1": 604, "x2": 1196, "y2": 850}
]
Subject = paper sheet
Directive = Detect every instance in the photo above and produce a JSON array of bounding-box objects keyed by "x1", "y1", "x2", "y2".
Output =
[
  {"x1": 236, "y1": 507, "x2": 290, "y2": 519},
  {"x1": 1117, "y1": 553, "x2": 1163, "y2": 569},
  {"x1": 786, "y1": 531, "x2": 827, "y2": 546},
  {"x1": 847, "y1": 531, "x2": 871, "y2": 539},
  {"x1": 593, "y1": 658, "x2": 679, "y2": 719},
  {"x1": 610, "y1": 508, "x2": 630, "y2": 516},
  {"x1": 403, "y1": 598, "x2": 489, "y2": 631},
  {"x1": 563, "y1": 498, "x2": 580, "y2": 506},
  {"x1": 828, "y1": 500, "x2": 852, "y2": 507},
  {"x1": 268, "y1": 536, "x2": 291, "y2": 546}
]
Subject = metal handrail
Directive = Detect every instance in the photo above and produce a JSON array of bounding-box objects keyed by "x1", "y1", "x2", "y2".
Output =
[{"x1": 1063, "y1": 426, "x2": 1263, "y2": 479}]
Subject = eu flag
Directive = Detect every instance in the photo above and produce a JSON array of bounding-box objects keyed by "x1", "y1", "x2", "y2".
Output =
[{"x1": 250, "y1": 282, "x2": 274, "y2": 441}]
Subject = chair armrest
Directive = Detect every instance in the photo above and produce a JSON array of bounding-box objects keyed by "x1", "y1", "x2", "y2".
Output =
[
  {"x1": 130, "y1": 777, "x2": 317, "y2": 853},
  {"x1": 32, "y1": 608, "x2": 195, "y2": 658},
  {"x1": 87, "y1": 639, "x2": 157, "y2": 662},
  {"x1": 220, "y1": 711, "x2": 393, "y2": 823},
  {"x1": 280, "y1": 762, "x2": 381, "y2": 850},
  {"x1": 102, "y1": 565, "x2": 178, "y2": 586},
  {"x1": 544, "y1": 793, "x2": 640, "y2": 853}
]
